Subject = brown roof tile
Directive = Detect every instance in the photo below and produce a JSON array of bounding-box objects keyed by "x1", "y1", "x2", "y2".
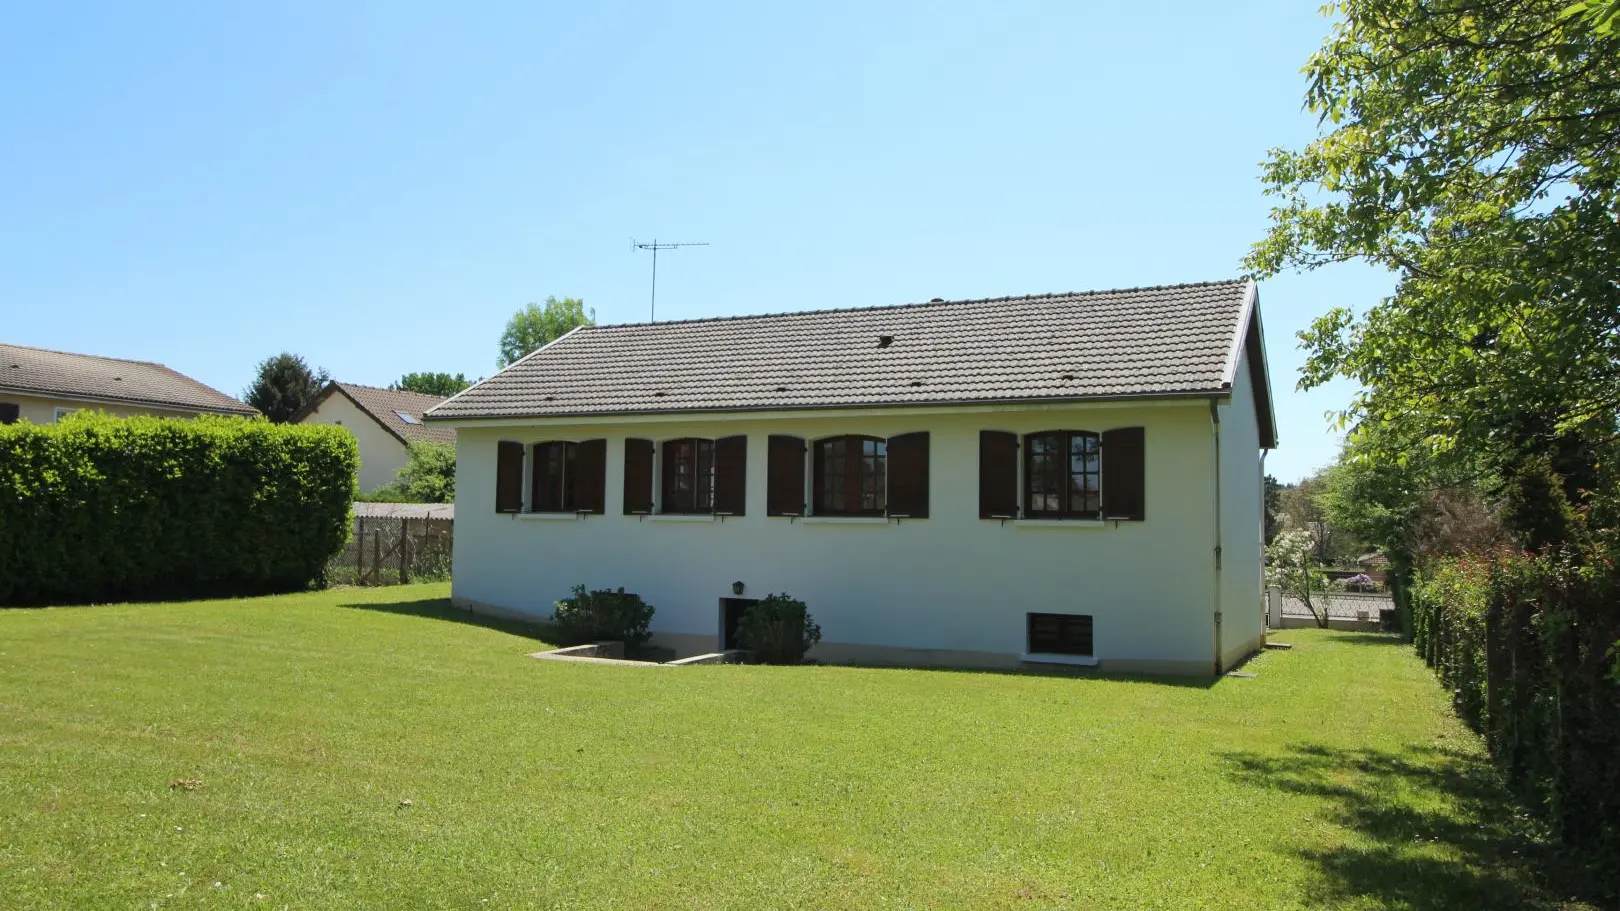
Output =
[
  {"x1": 429, "y1": 279, "x2": 1260, "y2": 421},
  {"x1": 325, "y1": 382, "x2": 455, "y2": 445},
  {"x1": 0, "y1": 343, "x2": 257, "y2": 416}
]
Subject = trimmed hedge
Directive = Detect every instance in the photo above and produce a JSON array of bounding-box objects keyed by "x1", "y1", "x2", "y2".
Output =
[
  {"x1": 1412, "y1": 548, "x2": 1620, "y2": 882},
  {"x1": 736, "y1": 593, "x2": 821, "y2": 664},
  {"x1": 0, "y1": 413, "x2": 357, "y2": 604}
]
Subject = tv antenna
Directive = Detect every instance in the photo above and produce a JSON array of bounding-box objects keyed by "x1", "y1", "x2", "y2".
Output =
[{"x1": 633, "y1": 239, "x2": 708, "y2": 322}]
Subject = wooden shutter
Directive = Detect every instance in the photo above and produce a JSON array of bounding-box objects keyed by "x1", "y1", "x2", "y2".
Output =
[
  {"x1": 623, "y1": 438, "x2": 654, "y2": 514},
  {"x1": 766, "y1": 434, "x2": 806, "y2": 516},
  {"x1": 714, "y1": 435, "x2": 747, "y2": 515},
  {"x1": 979, "y1": 430, "x2": 1019, "y2": 518},
  {"x1": 1101, "y1": 426, "x2": 1145, "y2": 520},
  {"x1": 886, "y1": 431, "x2": 929, "y2": 517},
  {"x1": 495, "y1": 441, "x2": 523, "y2": 513},
  {"x1": 576, "y1": 438, "x2": 606, "y2": 513},
  {"x1": 0, "y1": 403, "x2": 18, "y2": 425}
]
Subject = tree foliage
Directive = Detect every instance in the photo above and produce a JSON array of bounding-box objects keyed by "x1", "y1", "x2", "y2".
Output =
[
  {"x1": 390, "y1": 372, "x2": 471, "y2": 398},
  {"x1": 1247, "y1": 0, "x2": 1620, "y2": 522},
  {"x1": 1267, "y1": 529, "x2": 1331, "y2": 628},
  {"x1": 244, "y1": 352, "x2": 329, "y2": 423},
  {"x1": 497, "y1": 297, "x2": 594, "y2": 368}
]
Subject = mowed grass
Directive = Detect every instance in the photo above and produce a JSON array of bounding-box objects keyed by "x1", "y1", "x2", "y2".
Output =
[{"x1": 0, "y1": 586, "x2": 1590, "y2": 910}]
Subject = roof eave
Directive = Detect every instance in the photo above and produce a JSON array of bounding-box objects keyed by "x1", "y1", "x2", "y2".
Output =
[
  {"x1": 0, "y1": 384, "x2": 258, "y2": 417},
  {"x1": 424, "y1": 388, "x2": 1231, "y2": 427}
]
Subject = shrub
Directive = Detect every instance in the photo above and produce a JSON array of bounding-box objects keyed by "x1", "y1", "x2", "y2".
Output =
[
  {"x1": 1412, "y1": 546, "x2": 1620, "y2": 885},
  {"x1": 736, "y1": 593, "x2": 822, "y2": 664},
  {"x1": 0, "y1": 413, "x2": 356, "y2": 605},
  {"x1": 551, "y1": 586, "x2": 654, "y2": 646}
]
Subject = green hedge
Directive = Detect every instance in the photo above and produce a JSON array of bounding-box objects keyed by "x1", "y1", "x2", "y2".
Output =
[
  {"x1": 1412, "y1": 548, "x2": 1620, "y2": 881},
  {"x1": 0, "y1": 413, "x2": 357, "y2": 605}
]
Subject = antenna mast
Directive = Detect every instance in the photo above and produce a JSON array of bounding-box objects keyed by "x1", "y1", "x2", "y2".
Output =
[{"x1": 633, "y1": 239, "x2": 709, "y2": 322}]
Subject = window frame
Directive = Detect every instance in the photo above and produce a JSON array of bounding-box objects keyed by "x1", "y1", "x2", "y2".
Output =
[
  {"x1": 529, "y1": 440, "x2": 579, "y2": 513},
  {"x1": 813, "y1": 434, "x2": 887, "y2": 517},
  {"x1": 1023, "y1": 430, "x2": 1101, "y2": 520},
  {"x1": 660, "y1": 437, "x2": 716, "y2": 514},
  {"x1": 52, "y1": 407, "x2": 78, "y2": 423}
]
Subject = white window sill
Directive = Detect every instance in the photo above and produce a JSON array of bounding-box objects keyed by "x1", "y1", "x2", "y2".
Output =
[
  {"x1": 800, "y1": 516, "x2": 889, "y2": 525},
  {"x1": 1021, "y1": 653, "x2": 1099, "y2": 667},
  {"x1": 645, "y1": 513, "x2": 717, "y2": 523},
  {"x1": 515, "y1": 512, "x2": 583, "y2": 521},
  {"x1": 1011, "y1": 519, "x2": 1109, "y2": 529}
]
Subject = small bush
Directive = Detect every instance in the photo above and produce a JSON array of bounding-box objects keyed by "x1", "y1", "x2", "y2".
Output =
[
  {"x1": 551, "y1": 586, "x2": 654, "y2": 646},
  {"x1": 736, "y1": 593, "x2": 822, "y2": 664}
]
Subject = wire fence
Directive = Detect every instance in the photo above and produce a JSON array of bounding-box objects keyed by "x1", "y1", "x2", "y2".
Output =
[
  {"x1": 1266, "y1": 587, "x2": 1395, "y2": 629},
  {"x1": 327, "y1": 513, "x2": 453, "y2": 586}
]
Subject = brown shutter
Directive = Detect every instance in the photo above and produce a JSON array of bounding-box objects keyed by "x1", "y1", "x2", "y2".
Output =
[
  {"x1": 714, "y1": 435, "x2": 748, "y2": 515},
  {"x1": 0, "y1": 403, "x2": 18, "y2": 425},
  {"x1": 767, "y1": 434, "x2": 806, "y2": 516},
  {"x1": 576, "y1": 439, "x2": 606, "y2": 513},
  {"x1": 623, "y1": 438, "x2": 654, "y2": 514},
  {"x1": 979, "y1": 430, "x2": 1018, "y2": 519},
  {"x1": 496, "y1": 441, "x2": 523, "y2": 513},
  {"x1": 886, "y1": 431, "x2": 929, "y2": 517},
  {"x1": 1102, "y1": 426, "x2": 1145, "y2": 520}
]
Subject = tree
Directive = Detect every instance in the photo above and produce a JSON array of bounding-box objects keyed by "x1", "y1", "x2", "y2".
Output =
[
  {"x1": 1264, "y1": 474, "x2": 1284, "y2": 544},
  {"x1": 1267, "y1": 529, "x2": 1331, "y2": 629},
  {"x1": 244, "y1": 353, "x2": 328, "y2": 423},
  {"x1": 1246, "y1": 0, "x2": 1620, "y2": 539},
  {"x1": 497, "y1": 297, "x2": 593, "y2": 368},
  {"x1": 391, "y1": 372, "x2": 471, "y2": 398},
  {"x1": 362, "y1": 441, "x2": 455, "y2": 504}
]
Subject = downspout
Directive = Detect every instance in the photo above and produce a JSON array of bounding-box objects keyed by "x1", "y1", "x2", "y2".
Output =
[
  {"x1": 1210, "y1": 398, "x2": 1224, "y2": 675},
  {"x1": 1259, "y1": 447, "x2": 1270, "y2": 644}
]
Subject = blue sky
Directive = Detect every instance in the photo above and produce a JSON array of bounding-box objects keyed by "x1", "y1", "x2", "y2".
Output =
[{"x1": 0, "y1": 1, "x2": 1391, "y2": 481}]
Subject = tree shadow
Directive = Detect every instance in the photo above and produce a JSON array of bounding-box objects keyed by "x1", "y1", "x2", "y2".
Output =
[
  {"x1": 1219, "y1": 742, "x2": 1611, "y2": 909},
  {"x1": 339, "y1": 597, "x2": 558, "y2": 644},
  {"x1": 1325, "y1": 632, "x2": 1408, "y2": 647}
]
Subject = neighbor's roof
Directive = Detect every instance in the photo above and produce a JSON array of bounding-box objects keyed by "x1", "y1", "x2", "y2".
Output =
[
  {"x1": 297, "y1": 382, "x2": 455, "y2": 446},
  {"x1": 0, "y1": 342, "x2": 257, "y2": 416},
  {"x1": 429, "y1": 279, "x2": 1275, "y2": 446}
]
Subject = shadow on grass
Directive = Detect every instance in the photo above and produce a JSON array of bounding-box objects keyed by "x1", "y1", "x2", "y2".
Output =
[
  {"x1": 1220, "y1": 742, "x2": 1610, "y2": 909},
  {"x1": 339, "y1": 597, "x2": 558, "y2": 644}
]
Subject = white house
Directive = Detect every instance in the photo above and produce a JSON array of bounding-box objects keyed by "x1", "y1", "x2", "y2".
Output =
[
  {"x1": 426, "y1": 279, "x2": 1277, "y2": 675},
  {"x1": 0, "y1": 342, "x2": 257, "y2": 424},
  {"x1": 294, "y1": 382, "x2": 454, "y2": 493}
]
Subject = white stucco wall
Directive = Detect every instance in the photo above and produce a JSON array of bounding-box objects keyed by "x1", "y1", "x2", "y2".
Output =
[
  {"x1": 1216, "y1": 348, "x2": 1266, "y2": 670},
  {"x1": 0, "y1": 392, "x2": 208, "y2": 424},
  {"x1": 447, "y1": 401, "x2": 1254, "y2": 674},
  {"x1": 297, "y1": 393, "x2": 409, "y2": 493}
]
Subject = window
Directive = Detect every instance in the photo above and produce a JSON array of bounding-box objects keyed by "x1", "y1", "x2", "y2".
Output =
[
  {"x1": 814, "y1": 435, "x2": 886, "y2": 516},
  {"x1": 1027, "y1": 612, "x2": 1093, "y2": 657},
  {"x1": 1024, "y1": 430, "x2": 1100, "y2": 519},
  {"x1": 394, "y1": 410, "x2": 421, "y2": 425},
  {"x1": 531, "y1": 441, "x2": 578, "y2": 512},
  {"x1": 661, "y1": 438, "x2": 715, "y2": 513},
  {"x1": 0, "y1": 403, "x2": 18, "y2": 425},
  {"x1": 52, "y1": 407, "x2": 77, "y2": 423}
]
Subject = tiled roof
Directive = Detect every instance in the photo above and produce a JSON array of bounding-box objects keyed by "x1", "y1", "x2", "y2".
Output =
[
  {"x1": 0, "y1": 343, "x2": 257, "y2": 416},
  {"x1": 429, "y1": 279, "x2": 1259, "y2": 420},
  {"x1": 324, "y1": 383, "x2": 456, "y2": 445}
]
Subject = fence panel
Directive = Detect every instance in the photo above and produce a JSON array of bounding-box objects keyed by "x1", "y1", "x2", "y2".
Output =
[{"x1": 327, "y1": 513, "x2": 453, "y2": 586}]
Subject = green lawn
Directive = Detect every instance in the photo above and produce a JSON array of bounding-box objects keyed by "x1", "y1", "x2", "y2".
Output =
[{"x1": 0, "y1": 585, "x2": 1592, "y2": 910}]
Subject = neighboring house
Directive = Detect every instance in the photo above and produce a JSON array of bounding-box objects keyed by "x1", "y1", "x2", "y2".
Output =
[
  {"x1": 294, "y1": 382, "x2": 454, "y2": 493},
  {"x1": 1356, "y1": 552, "x2": 1392, "y2": 584},
  {"x1": 427, "y1": 279, "x2": 1277, "y2": 676},
  {"x1": 0, "y1": 342, "x2": 257, "y2": 424}
]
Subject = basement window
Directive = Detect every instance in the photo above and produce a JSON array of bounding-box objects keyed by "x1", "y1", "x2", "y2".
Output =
[{"x1": 1026, "y1": 612, "x2": 1093, "y2": 657}]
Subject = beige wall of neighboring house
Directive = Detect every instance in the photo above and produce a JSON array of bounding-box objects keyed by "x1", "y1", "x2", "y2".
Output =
[
  {"x1": 298, "y1": 392, "x2": 410, "y2": 493},
  {"x1": 0, "y1": 391, "x2": 207, "y2": 424}
]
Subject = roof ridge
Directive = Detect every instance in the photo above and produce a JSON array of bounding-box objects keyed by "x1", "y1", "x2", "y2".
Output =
[
  {"x1": 335, "y1": 380, "x2": 443, "y2": 400},
  {"x1": 580, "y1": 277, "x2": 1250, "y2": 332},
  {"x1": 0, "y1": 341, "x2": 164, "y2": 368}
]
